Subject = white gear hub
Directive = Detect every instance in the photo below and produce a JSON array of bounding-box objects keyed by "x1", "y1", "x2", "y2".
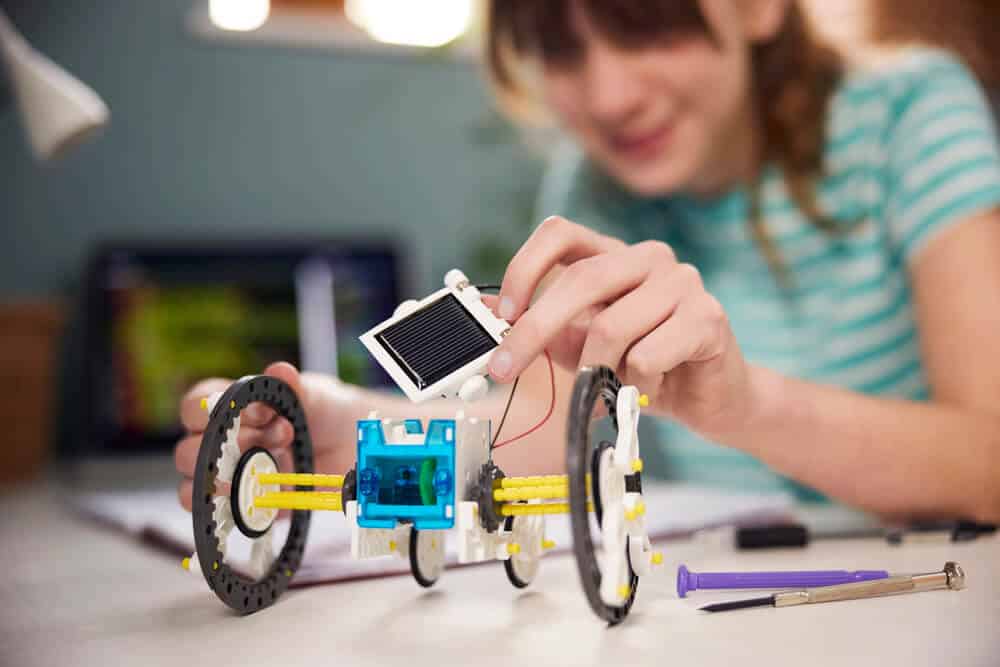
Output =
[
  {"x1": 413, "y1": 529, "x2": 445, "y2": 582},
  {"x1": 203, "y1": 390, "x2": 279, "y2": 578},
  {"x1": 235, "y1": 450, "x2": 280, "y2": 534},
  {"x1": 507, "y1": 512, "x2": 545, "y2": 584}
]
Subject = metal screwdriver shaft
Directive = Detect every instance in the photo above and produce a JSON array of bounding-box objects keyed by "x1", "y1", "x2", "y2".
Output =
[{"x1": 700, "y1": 562, "x2": 966, "y2": 612}]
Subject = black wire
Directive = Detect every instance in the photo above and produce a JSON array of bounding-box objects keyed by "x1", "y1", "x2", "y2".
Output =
[
  {"x1": 490, "y1": 375, "x2": 519, "y2": 450},
  {"x1": 479, "y1": 281, "x2": 511, "y2": 449}
]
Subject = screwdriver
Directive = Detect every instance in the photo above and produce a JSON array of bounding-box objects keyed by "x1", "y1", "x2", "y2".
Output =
[{"x1": 700, "y1": 562, "x2": 965, "y2": 612}]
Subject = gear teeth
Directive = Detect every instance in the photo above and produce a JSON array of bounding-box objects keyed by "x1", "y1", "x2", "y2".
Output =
[
  {"x1": 212, "y1": 496, "x2": 234, "y2": 556},
  {"x1": 215, "y1": 416, "x2": 242, "y2": 484},
  {"x1": 248, "y1": 530, "x2": 275, "y2": 580}
]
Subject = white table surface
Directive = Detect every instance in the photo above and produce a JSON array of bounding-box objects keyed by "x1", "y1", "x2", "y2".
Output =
[{"x1": 2, "y1": 480, "x2": 998, "y2": 667}]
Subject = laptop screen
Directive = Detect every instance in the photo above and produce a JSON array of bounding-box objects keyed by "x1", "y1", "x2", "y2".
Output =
[{"x1": 67, "y1": 241, "x2": 403, "y2": 457}]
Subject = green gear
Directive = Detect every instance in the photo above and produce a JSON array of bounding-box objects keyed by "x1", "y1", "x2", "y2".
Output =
[{"x1": 418, "y1": 458, "x2": 437, "y2": 505}]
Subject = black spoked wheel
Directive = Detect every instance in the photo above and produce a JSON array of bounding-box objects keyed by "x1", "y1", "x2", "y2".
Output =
[
  {"x1": 409, "y1": 527, "x2": 445, "y2": 587},
  {"x1": 567, "y1": 365, "x2": 638, "y2": 625},
  {"x1": 192, "y1": 375, "x2": 314, "y2": 614}
]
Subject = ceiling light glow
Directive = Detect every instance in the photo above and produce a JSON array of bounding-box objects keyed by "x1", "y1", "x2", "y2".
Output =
[
  {"x1": 345, "y1": 0, "x2": 474, "y2": 48},
  {"x1": 209, "y1": 0, "x2": 271, "y2": 32}
]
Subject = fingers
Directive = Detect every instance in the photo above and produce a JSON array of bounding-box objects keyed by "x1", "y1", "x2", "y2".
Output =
[
  {"x1": 263, "y1": 361, "x2": 304, "y2": 401},
  {"x1": 576, "y1": 262, "x2": 699, "y2": 373},
  {"x1": 178, "y1": 478, "x2": 192, "y2": 512},
  {"x1": 176, "y1": 362, "x2": 306, "y2": 514},
  {"x1": 481, "y1": 293, "x2": 499, "y2": 314},
  {"x1": 179, "y1": 378, "x2": 232, "y2": 431},
  {"x1": 175, "y1": 423, "x2": 300, "y2": 513},
  {"x1": 498, "y1": 216, "x2": 626, "y2": 323},
  {"x1": 624, "y1": 294, "x2": 729, "y2": 382},
  {"x1": 490, "y1": 241, "x2": 675, "y2": 382},
  {"x1": 174, "y1": 421, "x2": 294, "y2": 484}
]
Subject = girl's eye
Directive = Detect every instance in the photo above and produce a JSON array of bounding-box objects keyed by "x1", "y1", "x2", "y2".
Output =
[{"x1": 539, "y1": 42, "x2": 586, "y2": 71}]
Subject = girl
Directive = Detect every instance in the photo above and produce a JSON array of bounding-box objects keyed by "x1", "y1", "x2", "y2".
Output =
[{"x1": 175, "y1": 0, "x2": 1000, "y2": 522}]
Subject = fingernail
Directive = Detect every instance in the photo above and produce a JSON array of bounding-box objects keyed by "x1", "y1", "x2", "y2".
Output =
[
  {"x1": 499, "y1": 296, "x2": 515, "y2": 320},
  {"x1": 490, "y1": 350, "x2": 512, "y2": 379}
]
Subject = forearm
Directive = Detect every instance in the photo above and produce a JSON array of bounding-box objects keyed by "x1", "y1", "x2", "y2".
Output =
[{"x1": 715, "y1": 365, "x2": 1000, "y2": 522}]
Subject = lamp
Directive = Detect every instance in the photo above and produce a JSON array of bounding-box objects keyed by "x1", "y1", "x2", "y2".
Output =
[{"x1": 0, "y1": 8, "x2": 109, "y2": 161}]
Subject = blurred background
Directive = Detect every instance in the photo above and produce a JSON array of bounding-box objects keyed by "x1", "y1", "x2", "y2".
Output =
[{"x1": 0, "y1": 0, "x2": 996, "y2": 485}]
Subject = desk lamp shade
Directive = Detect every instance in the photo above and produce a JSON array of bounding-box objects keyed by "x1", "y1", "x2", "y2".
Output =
[{"x1": 0, "y1": 9, "x2": 109, "y2": 161}]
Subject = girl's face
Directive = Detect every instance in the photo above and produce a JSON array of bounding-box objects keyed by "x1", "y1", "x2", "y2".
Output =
[{"x1": 540, "y1": 0, "x2": 787, "y2": 197}]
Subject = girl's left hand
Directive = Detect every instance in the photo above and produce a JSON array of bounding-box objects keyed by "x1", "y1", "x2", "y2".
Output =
[{"x1": 488, "y1": 216, "x2": 758, "y2": 440}]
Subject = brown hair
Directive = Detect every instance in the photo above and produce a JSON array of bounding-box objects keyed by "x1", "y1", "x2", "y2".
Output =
[
  {"x1": 486, "y1": 0, "x2": 845, "y2": 284},
  {"x1": 870, "y1": 1, "x2": 1000, "y2": 89}
]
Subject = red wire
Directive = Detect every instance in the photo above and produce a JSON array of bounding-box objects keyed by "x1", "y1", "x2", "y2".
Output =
[{"x1": 493, "y1": 350, "x2": 556, "y2": 449}]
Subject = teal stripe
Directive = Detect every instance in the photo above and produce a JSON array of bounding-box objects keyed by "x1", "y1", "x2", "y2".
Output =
[
  {"x1": 902, "y1": 155, "x2": 1000, "y2": 209},
  {"x1": 857, "y1": 358, "x2": 922, "y2": 394},
  {"x1": 726, "y1": 275, "x2": 907, "y2": 331},
  {"x1": 894, "y1": 105, "x2": 986, "y2": 156},
  {"x1": 841, "y1": 58, "x2": 964, "y2": 108},
  {"x1": 829, "y1": 123, "x2": 883, "y2": 154},
  {"x1": 902, "y1": 185, "x2": 1000, "y2": 256},
  {"x1": 838, "y1": 271, "x2": 894, "y2": 299},
  {"x1": 833, "y1": 286, "x2": 909, "y2": 334},
  {"x1": 807, "y1": 326, "x2": 916, "y2": 375},
  {"x1": 902, "y1": 135, "x2": 997, "y2": 192},
  {"x1": 902, "y1": 142, "x2": 998, "y2": 196},
  {"x1": 792, "y1": 265, "x2": 890, "y2": 300},
  {"x1": 892, "y1": 81, "x2": 981, "y2": 130}
]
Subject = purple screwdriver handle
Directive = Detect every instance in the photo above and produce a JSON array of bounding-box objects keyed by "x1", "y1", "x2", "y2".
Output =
[{"x1": 676, "y1": 564, "x2": 889, "y2": 598}]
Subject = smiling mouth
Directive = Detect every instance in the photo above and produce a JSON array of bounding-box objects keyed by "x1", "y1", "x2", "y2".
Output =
[{"x1": 609, "y1": 121, "x2": 674, "y2": 161}]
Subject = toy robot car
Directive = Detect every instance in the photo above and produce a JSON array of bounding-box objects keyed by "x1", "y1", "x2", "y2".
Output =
[{"x1": 185, "y1": 271, "x2": 658, "y2": 624}]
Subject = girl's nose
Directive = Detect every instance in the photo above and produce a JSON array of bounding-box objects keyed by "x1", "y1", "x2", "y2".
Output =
[{"x1": 581, "y1": 42, "x2": 647, "y2": 124}]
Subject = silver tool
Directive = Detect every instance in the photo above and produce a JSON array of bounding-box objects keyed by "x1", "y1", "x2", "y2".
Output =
[{"x1": 700, "y1": 562, "x2": 965, "y2": 612}]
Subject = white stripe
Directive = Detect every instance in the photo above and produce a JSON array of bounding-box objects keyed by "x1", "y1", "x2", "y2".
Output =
[
  {"x1": 881, "y1": 370, "x2": 929, "y2": 399},
  {"x1": 827, "y1": 139, "x2": 885, "y2": 174},
  {"x1": 820, "y1": 337, "x2": 922, "y2": 388},
  {"x1": 733, "y1": 280, "x2": 912, "y2": 358},
  {"x1": 904, "y1": 138, "x2": 998, "y2": 193},
  {"x1": 896, "y1": 114, "x2": 997, "y2": 169},
  {"x1": 828, "y1": 97, "x2": 889, "y2": 139},
  {"x1": 896, "y1": 168, "x2": 1000, "y2": 239},
  {"x1": 894, "y1": 84, "x2": 986, "y2": 141},
  {"x1": 806, "y1": 308, "x2": 916, "y2": 370},
  {"x1": 799, "y1": 249, "x2": 887, "y2": 288},
  {"x1": 730, "y1": 286, "x2": 898, "y2": 333}
]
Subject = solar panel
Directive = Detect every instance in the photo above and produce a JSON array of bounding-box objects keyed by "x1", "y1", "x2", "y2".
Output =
[{"x1": 374, "y1": 294, "x2": 497, "y2": 390}]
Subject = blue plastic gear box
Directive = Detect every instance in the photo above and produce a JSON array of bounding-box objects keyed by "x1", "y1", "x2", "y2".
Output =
[{"x1": 355, "y1": 418, "x2": 457, "y2": 530}]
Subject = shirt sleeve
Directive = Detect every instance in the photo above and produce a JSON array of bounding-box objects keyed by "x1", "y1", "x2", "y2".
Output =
[{"x1": 884, "y1": 52, "x2": 1000, "y2": 265}]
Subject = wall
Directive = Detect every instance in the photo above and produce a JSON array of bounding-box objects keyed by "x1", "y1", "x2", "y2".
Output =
[{"x1": 0, "y1": 0, "x2": 543, "y2": 299}]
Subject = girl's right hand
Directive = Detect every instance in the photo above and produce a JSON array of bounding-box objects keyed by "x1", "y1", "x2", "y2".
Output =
[{"x1": 173, "y1": 361, "x2": 363, "y2": 511}]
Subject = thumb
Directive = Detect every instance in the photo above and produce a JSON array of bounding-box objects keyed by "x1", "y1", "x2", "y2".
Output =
[
  {"x1": 480, "y1": 293, "x2": 500, "y2": 316},
  {"x1": 263, "y1": 361, "x2": 305, "y2": 401}
]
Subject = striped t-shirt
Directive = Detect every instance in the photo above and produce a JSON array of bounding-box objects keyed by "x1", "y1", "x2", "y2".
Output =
[{"x1": 539, "y1": 50, "x2": 1000, "y2": 498}]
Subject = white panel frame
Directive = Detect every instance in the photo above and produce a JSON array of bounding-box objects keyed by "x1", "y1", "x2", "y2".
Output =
[{"x1": 359, "y1": 271, "x2": 510, "y2": 403}]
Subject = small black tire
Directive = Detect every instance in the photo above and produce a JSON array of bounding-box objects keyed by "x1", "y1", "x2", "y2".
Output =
[
  {"x1": 409, "y1": 527, "x2": 445, "y2": 588},
  {"x1": 502, "y1": 516, "x2": 540, "y2": 589}
]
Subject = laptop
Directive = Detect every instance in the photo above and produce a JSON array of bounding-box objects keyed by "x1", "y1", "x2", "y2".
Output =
[{"x1": 56, "y1": 239, "x2": 404, "y2": 490}]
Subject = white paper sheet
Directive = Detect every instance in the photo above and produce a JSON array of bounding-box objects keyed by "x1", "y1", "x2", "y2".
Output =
[{"x1": 73, "y1": 482, "x2": 795, "y2": 586}]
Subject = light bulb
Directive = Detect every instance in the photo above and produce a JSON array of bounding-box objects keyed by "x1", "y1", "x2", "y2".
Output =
[
  {"x1": 209, "y1": 0, "x2": 270, "y2": 32},
  {"x1": 345, "y1": 0, "x2": 474, "y2": 48}
]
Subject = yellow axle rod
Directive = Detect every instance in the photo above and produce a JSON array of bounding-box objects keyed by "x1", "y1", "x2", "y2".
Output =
[
  {"x1": 500, "y1": 501, "x2": 595, "y2": 516},
  {"x1": 499, "y1": 474, "x2": 591, "y2": 490},
  {"x1": 498, "y1": 475, "x2": 568, "y2": 489},
  {"x1": 494, "y1": 485, "x2": 570, "y2": 502},
  {"x1": 255, "y1": 491, "x2": 343, "y2": 512},
  {"x1": 256, "y1": 473, "x2": 344, "y2": 488}
]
